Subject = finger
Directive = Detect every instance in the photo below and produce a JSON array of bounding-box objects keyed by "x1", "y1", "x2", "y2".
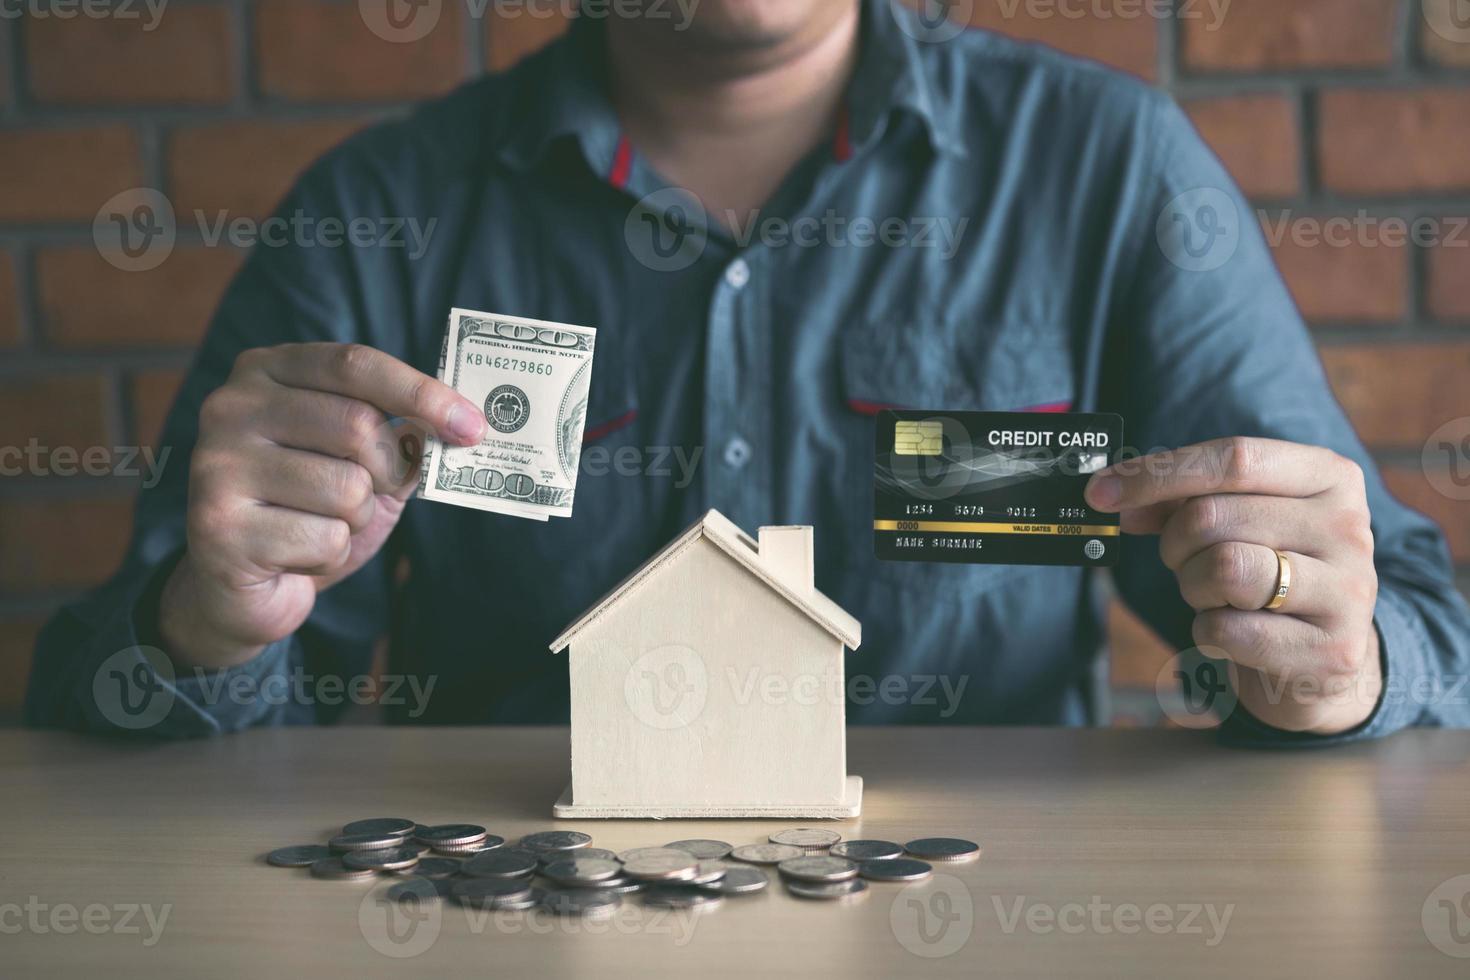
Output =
[
  {"x1": 1157, "y1": 494, "x2": 1338, "y2": 569},
  {"x1": 1192, "y1": 606, "x2": 1339, "y2": 677},
  {"x1": 260, "y1": 343, "x2": 485, "y2": 446},
  {"x1": 1177, "y1": 543, "x2": 1340, "y2": 620},
  {"x1": 238, "y1": 503, "x2": 353, "y2": 576},
  {"x1": 1086, "y1": 438, "x2": 1351, "y2": 513},
  {"x1": 239, "y1": 446, "x2": 377, "y2": 535},
  {"x1": 255, "y1": 387, "x2": 421, "y2": 495}
]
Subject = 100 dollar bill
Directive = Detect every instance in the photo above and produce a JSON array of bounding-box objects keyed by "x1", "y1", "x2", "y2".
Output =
[{"x1": 417, "y1": 308, "x2": 597, "y2": 521}]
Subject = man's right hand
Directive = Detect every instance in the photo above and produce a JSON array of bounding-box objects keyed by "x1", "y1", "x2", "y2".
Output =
[{"x1": 158, "y1": 343, "x2": 487, "y2": 671}]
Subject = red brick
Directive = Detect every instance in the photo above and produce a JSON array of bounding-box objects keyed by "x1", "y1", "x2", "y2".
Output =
[
  {"x1": 1264, "y1": 217, "x2": 1407, "y2": 324},
  {"x1": 1422, "y1": 0, "x2": 1470, "y2": 68},
  {"x1": 0, "y1": 618, "x2": 45, "y2": 721},
  {"x1": 0, "y1": 498, "x2": 134, "y2": 591},
  {"x1": 485, "y1": 2, "x2": 571, "y2": 71},
  {"x1": 1185, "y1": 94, "x2": 1300, "y2": 200},
  {"x1": 27, "y1": 4, "x2": 234, "y2": 106},
  {"x1": 1181, "y1": 0, "x2": 1395, "y2": 71},
  {"x1": 0, "y1": 374, "x2": 110, "y2": 459},
  {"x1": 1318, "y1": 89, "x2": 1470, "y2": 196},
  {"x1": 1109, "y1": 599, "x2": 1173, "y2": 689},
  {"x1": 256, "y1": 0, "x2": 465, "y2": 102},
  {"x1": 0, "y1": 251, "x2": 19, "y2": 348},
  {"x1": 167, "y1": 120, "x2": 367, "y2": 220},
  {"x1": 131, "y1": 369, "x2": 187, "y2": 448},
  {"x1": 1382, "y1": 466, "x2": 1470, "y2": 564},
  {"x1": 1321, "y1": 344, "x2": 1470, "y2": 449},
  {"x1": 0, "y1": 127, "x2": 144, "y2": 223},
  {"x1": 957, "y1": 0, "x2": 1158, "y2": 80},
  {"x1": 35, "y1": 246, "x2": 242, "y2": 350},
  {"x1": 1427, "y1": 236, "x2": 1470, "y2": 323}
]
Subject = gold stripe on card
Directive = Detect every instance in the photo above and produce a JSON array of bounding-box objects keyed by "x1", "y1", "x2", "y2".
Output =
[{"x1": 873, "y1": 520, "x2": 1122, "y2": 536}]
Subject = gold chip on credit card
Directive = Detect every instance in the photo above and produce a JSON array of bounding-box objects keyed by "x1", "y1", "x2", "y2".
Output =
[{"x1": 894, "y1": 420, "x2": 943, "y2": 456}]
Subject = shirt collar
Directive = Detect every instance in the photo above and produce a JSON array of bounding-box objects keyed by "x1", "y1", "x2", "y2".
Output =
[{"x1": 494, "y1": 0, "x2": 964, "y2": 177}]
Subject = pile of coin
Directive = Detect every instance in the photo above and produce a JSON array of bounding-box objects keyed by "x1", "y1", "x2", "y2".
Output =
[{"x1": 265, "y1": 818, "x2": 980, "y2": 916}]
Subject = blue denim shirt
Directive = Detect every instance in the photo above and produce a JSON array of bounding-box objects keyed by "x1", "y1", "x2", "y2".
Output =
[{"x1": 27, "y1": 0, "x2": 1470, "y2": 741}]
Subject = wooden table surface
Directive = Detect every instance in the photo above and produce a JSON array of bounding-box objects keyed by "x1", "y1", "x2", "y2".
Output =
[{"x1": 6, "y1": 726, "x2": 1470, "y2": 978}]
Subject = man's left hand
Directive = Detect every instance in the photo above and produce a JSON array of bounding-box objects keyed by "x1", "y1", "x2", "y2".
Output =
[{"x1": 1086, "y1": 437, "x2": 1382, "y2": 735}]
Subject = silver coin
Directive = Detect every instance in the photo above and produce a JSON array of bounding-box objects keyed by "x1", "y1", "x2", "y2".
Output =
[
  {"x1": 904, "y1": 837, "x2": 981, "y2": 862},
  {"x1": 787, "y1": 878, "x2": 869, "y2": 901},
  {"x1": 413, "y1": 824, "x2": 488, "y2": 847},
  {"x1": 642, "y1": 886, "x2": 724, "y2": 910},
  {"x1": 490, "y1": 887, "x2": 545, "y2": 911},
  {"x1": 593, "y1": 876, "x2": 645, "y2": 894},
  {"x1": 686, "y1": 861, "x2": 729, "y2": 885},
  {"x1": 330, "y1": 832, "x2": 405, "y2": 853},
  {"x1": 540, "y1": 888, "x2": 621, "y2": 917},
  {"x1": 462, "y1": 849, "x2": 539, "y2": 879},
  {"x1": 698, "y1": 866, "x2": 769, "y2": 895},
  {"x1": 665, "y1": 839, "x2": 733, "y2": 860},
  {"x1": 520, "y1": 831, "x2": 593, "y2": 852},
  {"x1": 309, "y1": 857, "x2": 377, "y2": 881},
  {"x1": 539, "y1": 846, "x2": 619, "y2": 866},
  {"x1": 769, "y1": 828, "x2": 841, "y2": 849},
  {"x1": 267, "y1": 845, "x2": 334, "y2": 868},
  {"x1": 386, "y1": 877, "x2": 453, "y2": 903},
  {"x1": 399, "y1": 857, "x2": 460, "y2": 879},
  {"x1": 730, "y1": 843, "x2": 805, "y2": 865},
  {"x1": 450, "y1": 877, "x2": 534, "y2": 908},
  {"x1": 542, "y1": 857, "x2": 622, "y2": 886},
  {"x1": 343, "y1": 846, "x2": 421, "y2": 872},
  {"x1": 831, "y1": 839, "x2": 904, "y2": 861},
  {"x1": 432, "y1": 834, "x2": 504, "y2": 856},
  {"x1": 622, "y1": 850, "x2": 699, "y2": 881},
  {"x1": 342, "y1": 818, "x2": 416, "y2": 839},
  {"x1": 778, "y1": 855, "x2": 858, "y2": 883},
  {"x1": 619, "y1": 846, "x2": 687, "y2": 863},
  {"x1": 859, "y1": 858, "x2": 933, "y2": 882}
]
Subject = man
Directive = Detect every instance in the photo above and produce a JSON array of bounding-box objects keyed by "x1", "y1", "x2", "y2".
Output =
[{"x1": 26, "y1": 0, "x2": 1470, "y2": 739}]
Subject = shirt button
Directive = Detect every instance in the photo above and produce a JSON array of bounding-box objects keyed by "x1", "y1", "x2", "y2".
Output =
[
  {"x1": 724, "y1": 259, "x2": 751, "y2": 290},
  {"x1": 723, "y1": 436, "x2": 752, "y2": 469}
]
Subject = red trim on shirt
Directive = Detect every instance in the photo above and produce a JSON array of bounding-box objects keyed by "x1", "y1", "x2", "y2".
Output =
[
  {"x1": 848, "y1": 398, "x2": 1074, "y2": 416},
  {"x1": 584, "y1": 409, "x2": 638, "y2": 442},
  {"x1": 846, "y1": 398, "x2": 894, "y2": 416},
  {"x1": 608, "y1": 135, "x2": 633, "y2": 189},
  {"x1": 833, "y1": 103, "x2": 854, "y2": 163}
]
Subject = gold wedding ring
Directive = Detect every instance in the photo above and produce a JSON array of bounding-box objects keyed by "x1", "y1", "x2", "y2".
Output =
[{"x1": 1264, "y1": 550, "x2": 1291, "y2": 611}]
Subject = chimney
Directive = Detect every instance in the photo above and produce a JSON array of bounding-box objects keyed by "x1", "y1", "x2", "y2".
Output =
[{"x1": 758, "y1": 526, "x2": 814, "y2": 592}]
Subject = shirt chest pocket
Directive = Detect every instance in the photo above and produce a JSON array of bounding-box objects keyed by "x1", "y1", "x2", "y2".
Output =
[{"x1": 833, "y1": 319, "x2": 1077, "y2": 599}]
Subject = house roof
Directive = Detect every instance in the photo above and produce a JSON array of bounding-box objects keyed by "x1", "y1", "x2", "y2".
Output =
[{"x1": 549, "y1": 509, "x2": 862, "y2": 653}]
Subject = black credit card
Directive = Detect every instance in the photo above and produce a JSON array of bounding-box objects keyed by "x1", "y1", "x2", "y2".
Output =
[{"x1": 874, "y1": 410, "x2": 1125, "y2": 567}]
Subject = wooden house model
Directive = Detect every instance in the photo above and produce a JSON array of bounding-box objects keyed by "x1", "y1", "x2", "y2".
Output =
[{"x1": 549, "y1": 510, "x2": 863, "y2": 818}]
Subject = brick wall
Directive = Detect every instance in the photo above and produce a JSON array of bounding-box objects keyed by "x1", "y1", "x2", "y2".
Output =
[{"x1": 1, "y1": 1, "x2": 1467, "y2": 725}]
